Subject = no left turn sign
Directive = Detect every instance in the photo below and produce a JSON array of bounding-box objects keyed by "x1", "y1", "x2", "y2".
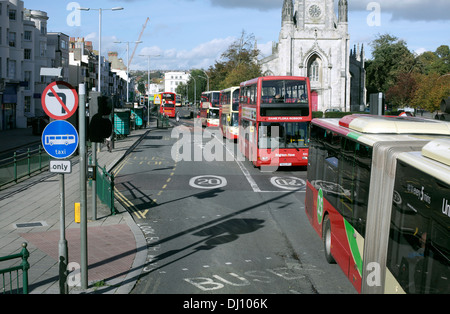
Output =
[{"x1": 41, "y1": 81, "x2": 79, "y2": 120}]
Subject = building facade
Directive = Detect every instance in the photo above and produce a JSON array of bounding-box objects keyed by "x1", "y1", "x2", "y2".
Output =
[
  {"x1": 0, "y1": 0, "x2": 69, "y2": 129},
  {"x1": 260, "y1": 0, "x2": 366, "y2": 112},
  {"x1": 0, "y1": 0, "x2": 129, "y2": 130},
  {"x1": 164, "y1": 71, "x2": 189, "y2": 93},
  {"x1": 0, "y1": 0, "x2": 26, "y2": 129}
]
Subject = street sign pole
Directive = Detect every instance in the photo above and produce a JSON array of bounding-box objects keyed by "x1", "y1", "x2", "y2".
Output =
[
  {"x1": 58, "y1": 173, "x2": 68, "y2": 294},
  {"x1": 41, "y1": 80, "x2": 79, "y2": 294},
  {"x1": 78, "y1": 84, "x2": 88, "y2": 290}
]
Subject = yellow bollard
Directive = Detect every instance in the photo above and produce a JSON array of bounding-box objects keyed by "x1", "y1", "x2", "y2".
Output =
[{"x1": 75, "y1": 203, "x2": 81, "y2": 223}]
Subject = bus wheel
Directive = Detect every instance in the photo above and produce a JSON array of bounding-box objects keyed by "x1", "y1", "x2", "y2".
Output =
[{"x1": 323, "y1": 215, "x2": 336, "y2": 264}]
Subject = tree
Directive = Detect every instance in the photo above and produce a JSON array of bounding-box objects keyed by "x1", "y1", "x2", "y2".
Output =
[
  {"x1": 411, "y1": 73, "x2": 450, "y2": 112},
  {"x1": 435, "y1": 45, "x2": 450, "y2": 74},
  {"x1": 137, "y1": 81, "x2": 146, "y2": 95},
  {"x1": 176, "y1": 31, "x2": 263, "y2": 104},
  {"x1": 176, "y1": 69, "x2": 208, "y2": 106},
  {"x1": 208, "y1": 30, "x2": 262, "y2": 90},
  {"x1": 416, "y1": 45, "x2": 450, "y2": 75},
  {"x1": 366, "y1": 34, "x2": 415, "y2": 95},
  {"x1": 385, "y1": 72, "x2": 418, "y2": 108}
]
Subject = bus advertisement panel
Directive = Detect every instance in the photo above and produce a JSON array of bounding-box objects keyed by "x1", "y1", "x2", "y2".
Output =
[
  {"x1": 199, "y1": 91, "x2": 220, "y2": 127},
  {"x1": 219, "y1": 86, "x2": 240, "y2": 140},
  {"x1": 238, "y1": 76, "x2": 311, "y2": 168},
  {"x1": 159, "y1": 92, "x2": 176, "y2": 118},
  {"x1": 305, "y1": 115, "x2": 450, "y2": 293}
]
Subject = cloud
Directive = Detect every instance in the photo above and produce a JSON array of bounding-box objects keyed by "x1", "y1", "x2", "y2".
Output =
[
  {"x1": 109, "y1": 0, "x2": 281, "y2": 10},
  {"x1": 208, "y1": 0, "x2": 281, "y2": 11},
  {"x1": 135, "y1": 37, "x2": 236, "y2": 70},
  {"x1": 414, "y1": 47, "x2": 427, "y2": 55},
  {"x1": 257, "y1": 41, "x2": 274, "y2": 58},
  {"x1": 350, "y1": 0, "x2": 450, "y2": 21}
]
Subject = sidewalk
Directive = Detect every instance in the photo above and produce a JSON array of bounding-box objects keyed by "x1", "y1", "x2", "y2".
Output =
[{"x1": 0, "y1": 124, "x2": 154, "y2": 294}]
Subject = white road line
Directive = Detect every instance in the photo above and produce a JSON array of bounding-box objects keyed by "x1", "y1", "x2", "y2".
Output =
[{"x1": 210, "y1": 132, "x2": 262, "y2": 193}]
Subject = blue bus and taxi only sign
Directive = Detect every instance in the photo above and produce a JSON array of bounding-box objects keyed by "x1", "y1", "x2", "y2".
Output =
[{"x1": 42, "y1": 120, "x2": 79, "y2": 160}]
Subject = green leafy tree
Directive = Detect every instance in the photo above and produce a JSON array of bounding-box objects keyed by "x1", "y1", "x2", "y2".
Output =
[
  {"x1": 366, "y1": 34, "x2": 415, "y2": 95},
  {"x1": 176, "y1": 69, "x2": 207, "y2": 106},
  {"x1": 137, "y1": 81, "x2": 146, "y2": 95},
  {"x1": 177, "y1": 31, "x2": 263, "y2": 104},
  {"x1": 208, "y1": 30, "x2": 262, "y2": 90},
  {"x1": 416, "y1": 45, "x2": 450, "y2": 75}
]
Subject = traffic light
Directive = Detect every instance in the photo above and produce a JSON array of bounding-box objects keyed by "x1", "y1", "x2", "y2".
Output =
[
  {"x1": 89, "y1": 113, "x2": 112, "y2": 143},
  {"x1": 88, "y1": 93, "x2": 113, "y2": 143},
  {"x1": 89, "y1": 93, "x2": 113, "y2": 116}
]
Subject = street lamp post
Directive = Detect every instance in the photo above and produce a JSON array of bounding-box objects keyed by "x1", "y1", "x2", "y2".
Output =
[
  {"x1": 78, "y1": 7, "x2": 123, "y2": 93},
  {"x1": 191, "y1": 75, "x2": 197, "y2": 114},
  {"x1": 200, "y1": 70, "x2": 210, "y2": 92},
  {"x1": 139, "y1": 54, "x2": 160, "y2": 127},
  {"x1": 77, "y1": 6, "x2": 123, "y2": 291},
  {"x1": 114, "y1": 41, "x2": 143, "y2": 104}
]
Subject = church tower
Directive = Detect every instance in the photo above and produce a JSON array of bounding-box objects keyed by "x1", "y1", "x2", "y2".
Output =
[
  {"x1": 282, "y1": 0, "x2": 294, "y2": 26},
  {"x1": 338, "y1": 0, "x2": 348, "y2": 23},
  {"x1": 261, "y1": 0, "x2": 366, "y2": 112}
]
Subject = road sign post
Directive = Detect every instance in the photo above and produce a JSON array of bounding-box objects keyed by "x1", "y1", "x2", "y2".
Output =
[
  {"x1": 41, "y1": 82, "x2": 79, "y2": 294},
  {"x1": 41, "y1": 121, "x2": 79, "y2": 160},
  {"x1": 78, "y1": 84, "x2": 88, "y2": 290},
  {"x1": 58, "y1": 173, "x2": 68, "y2": 294},
  {"x1": 41, "y1": 81, "x2": 79, "y2": 120}
]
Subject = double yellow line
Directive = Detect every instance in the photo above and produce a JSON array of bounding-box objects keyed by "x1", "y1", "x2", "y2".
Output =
[
  {"x1": 115, "y1": 188, "x2": 149, "y2": 219},
  {"x1": 113, "y1": 155, "x2": 149, "y2": 220}
]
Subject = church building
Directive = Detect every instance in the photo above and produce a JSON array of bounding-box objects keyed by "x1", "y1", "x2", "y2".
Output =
[{"x1": 260, "y1": 0, "x2": 366, "y2": 112}]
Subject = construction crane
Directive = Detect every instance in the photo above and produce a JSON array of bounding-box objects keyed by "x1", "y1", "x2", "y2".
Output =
[{"x1": 128, "y1": 17, "x2": 149, "y2": 66}]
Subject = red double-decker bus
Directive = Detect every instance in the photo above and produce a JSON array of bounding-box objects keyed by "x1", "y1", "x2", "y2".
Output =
[
  {"x1": 199, "y1": 91, "x2": 220, "y2": 127},
  {"x1": 238, "y1": 76, "x2": 311, "y2": 168},
  {"x1": 219, "y1": 86, "x2": 240, "y2": 140},
  {"x1": 159, "y1": 92, "x2": 176, "y2": 118}
]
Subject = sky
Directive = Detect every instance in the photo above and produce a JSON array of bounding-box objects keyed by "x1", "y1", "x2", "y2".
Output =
[{"x1": 27, "y1": 0, "x2": 450, "y2": 71}]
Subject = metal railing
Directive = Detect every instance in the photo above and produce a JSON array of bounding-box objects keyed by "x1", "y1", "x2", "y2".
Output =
[
  {"x1": 0, "y1": 146, "x2": 51, "y2": 188},
  {"x1": 96, "y1": 165, "x2": 116, "y2": 215},
  {"x1": 0, "y1": 243, "x2": 30, "y2": 294},
  {"x1": 156, "y1": 113, "x2": 170, "y2": 129}
]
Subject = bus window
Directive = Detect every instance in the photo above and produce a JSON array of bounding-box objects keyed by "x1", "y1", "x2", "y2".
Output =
[
  {"x1": 337, "y1": 138, "x2": 371, "y2": 235},
  {"x1": 231, "y1": 112, "x2": 239, "y2": 127},
  {"x1": 352, "y1": 143, "x2": 371, "y2": 235},
  {"x1": 259, "y1": 122, "x2": 309, "y2": 150},
  {"x1": 261, "y1": 79, "x2": 308, "y2": 105},
  {"x1": 211, "y1": 92, "x2": 220, "y2": 106},
  {"x1": 232, "y1": 89, "x2": 240, "y2": 111},
  {"x1": 387, "y1": 161, "x2": 450, "y2": 294},
  {"x1": 322, "y1": 132, "x2": 341, "y2": 208}
]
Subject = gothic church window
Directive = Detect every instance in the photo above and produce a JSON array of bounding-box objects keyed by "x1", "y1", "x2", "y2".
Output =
[
  {"x1": 308, "y1": 56, "x2": 321, "y2": 83},
  {"x1": 311, "y1": 60, "x2": 319, "y2": 82}
]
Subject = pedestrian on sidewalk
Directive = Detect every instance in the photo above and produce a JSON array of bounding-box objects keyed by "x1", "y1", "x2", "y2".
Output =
[{"x1": 106, "y1": 134, "x2": 113, "y2": 153}]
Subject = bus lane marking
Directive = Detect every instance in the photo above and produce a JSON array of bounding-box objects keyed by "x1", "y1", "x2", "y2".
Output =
[
  {"x1": 189, "y1": 175, "x2": 228, "y2": 190},
  {"x1": 183, "y1": 264, "x2": 321, "y2": 292},
  {"x1": 270, "y1": 176, "x2": 306, "y2": 191}
]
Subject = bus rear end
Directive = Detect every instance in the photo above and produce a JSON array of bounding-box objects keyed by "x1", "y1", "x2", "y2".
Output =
[
  {"x1": 162, "y1": 92, "x2": 176, "y2": 118},
  {"x1": 200, "y1": 91, "x2": 221, "y2": 127}
]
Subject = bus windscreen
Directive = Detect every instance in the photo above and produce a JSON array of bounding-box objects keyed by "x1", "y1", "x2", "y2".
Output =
[{"x1": 260, "y1": 80, "x2": 309, "y2": 117}]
